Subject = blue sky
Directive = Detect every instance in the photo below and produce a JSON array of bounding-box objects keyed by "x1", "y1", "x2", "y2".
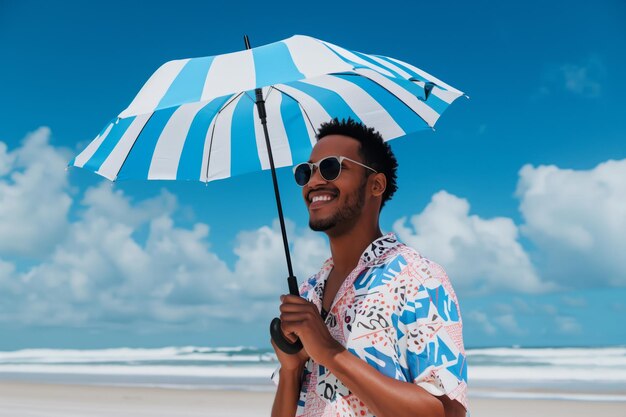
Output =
[{"x1": 0, "y1": 0, "x2": 625, "y2": 350}]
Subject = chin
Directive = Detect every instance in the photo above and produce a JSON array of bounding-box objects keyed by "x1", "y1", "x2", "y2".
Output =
[
  {"x1": 309, "y1": 216, "x2": 356, "y2": 236},
  {"x1": 309, "y1": 217, "x2": 335, "y2": 232}
]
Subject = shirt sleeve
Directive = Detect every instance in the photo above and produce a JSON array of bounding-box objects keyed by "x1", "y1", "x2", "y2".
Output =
[{"x1": 401, "y1": 261, "x2": 468, "y2": 409}]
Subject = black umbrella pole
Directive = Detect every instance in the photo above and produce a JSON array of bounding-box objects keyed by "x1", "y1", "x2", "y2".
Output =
[
  {"x1": 244, "y1": 36, "x2": 296, "y2": 293},
  {"x1": 255, "y1": 90, "x2": 304, "y2": 355},
  {"x1": 244, "y1": 36, "x2": 297, "y2": 294},
  {"x1": 254, "y1": 90, "x2": 299, "y2": 296}
]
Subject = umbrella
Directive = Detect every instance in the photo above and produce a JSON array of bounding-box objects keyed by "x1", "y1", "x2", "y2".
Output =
[{"x1": 70, "y1": 35, "x2": 465, "y2": 352}]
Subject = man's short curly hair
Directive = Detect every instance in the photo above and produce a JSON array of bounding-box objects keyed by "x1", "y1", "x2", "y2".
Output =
[{"x1": 316, "y1": 118, "x2": 398, "y2": 209}]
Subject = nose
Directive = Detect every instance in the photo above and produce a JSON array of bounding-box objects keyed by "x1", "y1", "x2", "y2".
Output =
[{"x1": 306, "y1": 165, "x2": 327, "y2": 188}]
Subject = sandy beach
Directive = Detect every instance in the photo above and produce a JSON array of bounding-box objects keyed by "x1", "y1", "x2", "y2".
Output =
[
  {"x1": 1, "y1": 381, "x2": 625, "y2": 417},
  {"x1": 0, "y1": 382, "x2": 272, "y2": 417}
]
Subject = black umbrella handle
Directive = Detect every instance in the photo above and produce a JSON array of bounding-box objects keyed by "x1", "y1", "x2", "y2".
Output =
[
  {"x1": 271, "y1": 275, "x2": 303, "y2": 354},
  {"x1": 270, "y1": 318, "x2": 303, "y2": 354}
]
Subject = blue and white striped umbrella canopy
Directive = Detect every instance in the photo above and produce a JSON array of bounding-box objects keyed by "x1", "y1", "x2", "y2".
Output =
[{"x1": 71, "y1": 35, "x2": 464, "y2": 182}]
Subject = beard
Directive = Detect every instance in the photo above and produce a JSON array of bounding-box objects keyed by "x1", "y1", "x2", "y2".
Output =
[{"x1": 309, "y1": 181, "x2": 366, "y2": 232}]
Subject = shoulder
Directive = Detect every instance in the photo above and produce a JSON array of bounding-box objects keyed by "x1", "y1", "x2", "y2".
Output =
[
  {"x1": 391, "y1": 243, "x2": 461, "y2": 302},
  {"x1": 389, "y1": 244, "x2": 449, "y2": 284}
]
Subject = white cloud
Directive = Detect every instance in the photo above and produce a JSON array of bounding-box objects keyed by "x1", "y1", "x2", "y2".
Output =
[
  {"x1": 393, "y1": 190, "x2": 550, "y2": 294},
  {"x1": 14, "y1": 207, "x2": 329, "y2": 326},
  {"x1": 4, "y1": 126, "x2": 623, "y2": 340},
  {"x1": 233, "y1": 222, "x2": 293, "y2": 298},
  {"x1": 0, "y1": 258, "x2": 17, "y2": 294},
  {"x1": 81, "y1": 182, "x2": 177, "y2": 227},
  {"x1": 538, "y1": 56, "x2": 605, "y2": 99},
  {"x1": 9, "y1": 182, "x2": 239, "y2": 326},
  {"x1": 0, "y1": 127, "x2": 356, "y2": 327},
  {"x1": 292, "y1": 229, "x2": 330, "y2": 279},
  {"x1": 0, "y1": 126, "x2": 339, "y2": 327},
  {"x1": 466, "y1": 310, "x2": 496, "y2": 335},
  {"x1": 0, "y1": 142, "x2": 14, "y2": 176},
  {"x1": 517, "y1": 159, "x2": 626, "y2": 287},
  {"x1": 493, "y1": 314, "x2": 526, "y2": 336},
  {"x1": 232, "y1": 220, "x2": 328, "y2": 299},
  {"x1": 0, "y1": 128, "x2": 72, "y2": 257},
  {"x1": 560, "y1": 58, "x2": 604, "y2": 98},
  {"x1": 555, "y1": 316, "x2": 582, "y2": 335},
  {"x1": 466, "y1": 308, "x2": 527, "y2": 337},
  {"x1": 146, "y1": 215, "x2": 233, "y2": 306}
]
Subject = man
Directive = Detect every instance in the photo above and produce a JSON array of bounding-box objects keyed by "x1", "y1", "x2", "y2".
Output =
[{"x1": 271, "y1": 119, "x2": 467, "y2": 417}]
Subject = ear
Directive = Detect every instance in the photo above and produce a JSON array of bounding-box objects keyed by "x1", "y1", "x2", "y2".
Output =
[{"x1": 370, "y1": 173, "x2": 387, "y2": 198}]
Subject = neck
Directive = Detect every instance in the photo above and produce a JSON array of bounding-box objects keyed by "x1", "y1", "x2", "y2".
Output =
[{"x1": 327, "y1": 220, "x2": 383, "y2": 275}]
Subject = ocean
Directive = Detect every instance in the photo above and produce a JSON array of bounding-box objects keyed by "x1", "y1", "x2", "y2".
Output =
[{"x1": 0, "y1": 346, "x2": 624, "y2": 402}]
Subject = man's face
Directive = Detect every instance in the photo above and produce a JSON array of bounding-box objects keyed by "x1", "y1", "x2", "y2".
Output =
[{"x1": 302, "y1": 135, "x2": 370, "y2": 233}]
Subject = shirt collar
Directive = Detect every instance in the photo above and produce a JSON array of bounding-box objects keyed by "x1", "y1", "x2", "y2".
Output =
[
  {"x1": 318, "y1": 232, "x2": 401, "y2": 272},
  {"x1": 308, "y1": 232, "x2": 402, "y2": 328},
  {"x1": 358, "y1": 232, "x2": 401, "y2": 265},
  {"x1": 320, "y1": 232, "x2": 401, "y2": 272}
]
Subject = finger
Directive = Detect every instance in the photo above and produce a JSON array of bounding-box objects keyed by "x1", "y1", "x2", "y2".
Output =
[
  {"x1": 279, "y1": 322, "x2": 300, "y2": 342},
  {"x1": 280, "y1": 320, "x2": 302, "y2": 338},
  {"x1": 280, "y1": 312, "x2": 316, "y2": 323},
  {"x1": 283, "y1": 331, "x2": 298, "y2": 343},
  {"x1": 280, "y1": 294, "x2": 311, "y2": 305},
  {"x1": 280, "y1": 313, "x2": 324, "y2": 334},
  {"x1": 279, "y1": 302, "x2": 319, "y2": 314},
  {"x1": 271, "y1": 337, "x2": 294, "y2": 353}
]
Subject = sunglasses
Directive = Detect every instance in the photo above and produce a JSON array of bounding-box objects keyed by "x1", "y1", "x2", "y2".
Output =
[{"x1": 293, "y1": 156, "x2": 377, "y2": 187}]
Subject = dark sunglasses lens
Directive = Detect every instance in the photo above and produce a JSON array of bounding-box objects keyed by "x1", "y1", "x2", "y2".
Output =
[
  {"x1": 319, "y1": 157, "x2": 341, "y2": 181},
  {"x1": 294, "y1": 164, "x2": 312, "y2": 186}
]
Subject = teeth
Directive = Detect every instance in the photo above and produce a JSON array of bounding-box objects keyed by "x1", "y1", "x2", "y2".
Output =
[{"x1": 311, "y1": 195, "x2": 333, "y2": 203}]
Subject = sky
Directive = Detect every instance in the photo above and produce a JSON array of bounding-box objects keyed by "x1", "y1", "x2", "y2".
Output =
[{"x1": 0, "y1": 0, "x2": 625, "y2": 350}]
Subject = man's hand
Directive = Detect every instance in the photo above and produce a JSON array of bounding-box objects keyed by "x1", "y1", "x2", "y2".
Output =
[
  {"x1": 270, "y1": 337, "x2": 309, "y2": 371},
  {"x1": 274, "y1": 294, "x2": 463, "y2": 417},
  {"x1": 278, "y1": 295, "x2": 345, "y2": 366}
]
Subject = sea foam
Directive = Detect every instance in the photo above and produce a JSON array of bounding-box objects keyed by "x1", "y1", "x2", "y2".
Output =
[{"x1": 1, "y1": 346, "x2": 624, "y2": 400}]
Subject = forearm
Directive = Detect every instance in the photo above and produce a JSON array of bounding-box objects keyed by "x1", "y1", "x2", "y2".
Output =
[
  {"x1": 271, "y1": 366, "x2": 304, "y2": 417},
  {"x1": 323, "y1": 349, "x2": 444, "y2": 417}
]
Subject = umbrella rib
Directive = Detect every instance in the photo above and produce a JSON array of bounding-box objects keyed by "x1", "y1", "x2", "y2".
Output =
[
  {"x1": 272, "y1": 86, "x2": 318, "y2": 138},
  {"x1": 242, "y1": 90, "x2": 256, "y2": 103},
  {"x1": 112, "y1": 113, "x2": 155, "y2": 181},
  {"x1": 242, "y1": 86, "x2": 275, "y2": 102},
  {"x1": 204, "y1": 92, "x2": 244, "y2": 183},
  {"x1": 265, "y1": 86, "x2": 276, "y2": 100}
]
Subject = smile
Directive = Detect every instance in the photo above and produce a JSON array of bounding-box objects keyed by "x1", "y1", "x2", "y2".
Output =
[
  {"x1": 307, "y1": 191, "x2": 338, "y2": 208},
  {"x1": 311, "y1": 195, "x2": 334, "y2": 203}
]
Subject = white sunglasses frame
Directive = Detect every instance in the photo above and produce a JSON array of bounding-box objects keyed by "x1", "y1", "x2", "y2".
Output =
[{"x1": 292, "y1": 155, "x2": 378, "y2": 187}]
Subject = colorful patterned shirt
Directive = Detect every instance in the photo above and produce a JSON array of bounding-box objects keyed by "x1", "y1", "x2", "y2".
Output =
[{"x1": 289, "y1": 233, "x2": 468, "y2": 417}]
